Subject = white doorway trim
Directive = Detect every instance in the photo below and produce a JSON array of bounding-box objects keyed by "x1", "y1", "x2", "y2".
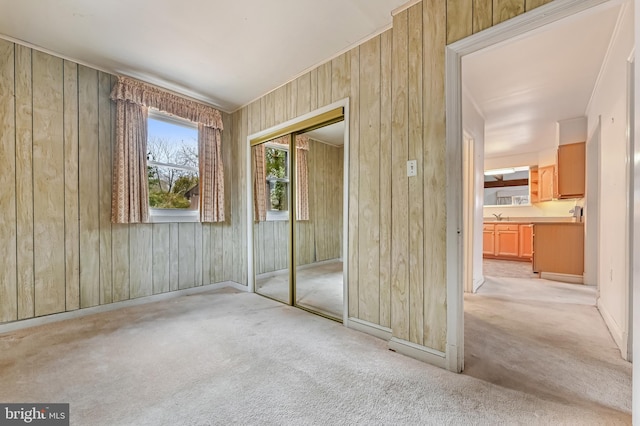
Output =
[
  {"x1": 445, "y1": 0, "x2": 617, "y2": 373},
  {"x1": 246, "y1": 98, "x2": 350, "y2": 325}
]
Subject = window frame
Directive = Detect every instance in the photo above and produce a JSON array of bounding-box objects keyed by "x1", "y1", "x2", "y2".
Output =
[
  {"x1": 147, "y1": 109, "x2": 200, "y2": 223},
  {"x1": 264, "y1": 143, "x2": 290, "y2": 221}
]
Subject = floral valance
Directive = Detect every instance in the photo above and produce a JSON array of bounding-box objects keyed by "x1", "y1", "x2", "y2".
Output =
[
  {"x1": 110, "y1": 76, "x2": 224, "y2": 130},
  {"x1": 270, "y1": 134, "x2": 309, "y2": 150}
]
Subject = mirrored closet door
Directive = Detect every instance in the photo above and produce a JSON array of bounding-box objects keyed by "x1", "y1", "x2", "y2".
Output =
[
  {"x1": 250, "y1": 107, "x2": 345, "y2": 321},
  {"x1": 252, "y1": 135, "x2": 292, "y2": 304}
]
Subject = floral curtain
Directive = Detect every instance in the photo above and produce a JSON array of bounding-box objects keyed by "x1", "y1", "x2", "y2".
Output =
[
  {"x1": 110, "y1": 76, "x2": 225, "y2": 223},
  {"x1": 111, "y1": 102, "x2": 149, "y2": 223},
  {"x1": 253, "y1": 145, "x2": 267, "y2": 222},
  {"x1": 111, "y1": 76, "x2": 224, "y2": 130},
  {"x1": 295, "y1": 136, "x2": 310, "y2": 221},
  {"x1": 199, "y1": 124, "x2": 225, "y2": 222}
]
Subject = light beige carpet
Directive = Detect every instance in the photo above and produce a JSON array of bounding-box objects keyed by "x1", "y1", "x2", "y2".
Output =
[{"x1": 0, "y1": 285, "x2": 631, "y2": 425}]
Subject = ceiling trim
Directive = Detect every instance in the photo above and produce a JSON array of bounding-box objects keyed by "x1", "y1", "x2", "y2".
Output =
[
  {"x1": 233, "y1": 23, "x2": 393, "y2": 113},
  {"x1": 585, "y1": 1, "x2": 632, "y2": 115},
  {"x1": 0, "y1": 32, "x2": 233, "y2": 114},
  {"x1": 0, "y1": 32, "x2": 114, "y2": 75},
  {"x1": 391, "y1": 0, "x2": 423, "y2": 16}
]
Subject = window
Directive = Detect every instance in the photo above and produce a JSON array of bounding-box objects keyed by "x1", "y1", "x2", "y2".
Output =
[
  {"x1": 147, "y1": 110, "x2": 199, "y2": 222},
  {"x1": 265, "y1": 144, "x2": 289, "y2": 220}
]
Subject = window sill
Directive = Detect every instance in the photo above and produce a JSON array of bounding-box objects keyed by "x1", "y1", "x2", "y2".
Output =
[
  {"x1": 149, "y1": 208, "x2": 199, "y2": 223},
  {"x1": 266, "y1": 210, "x2": 289, "y2": 221}
]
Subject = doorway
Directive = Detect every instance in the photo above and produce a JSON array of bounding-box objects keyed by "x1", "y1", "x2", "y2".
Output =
[
  {"x1": 248, "y1": 103, "x2": 348, "y2": 322},
  {"x1": 446, "y1": 0, "x2": 633, "y2": 373}
]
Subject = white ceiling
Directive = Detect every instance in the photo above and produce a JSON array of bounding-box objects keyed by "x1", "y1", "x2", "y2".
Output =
[
  {"x1": 0, "y1": 0, "x2": 409, "y2": 112},
  {"x1": 304, "y1": 121, "x2": 345, "y2": 146},
  {"x1": 462, "y1": 4, "x2": 621, "y2": 159}
]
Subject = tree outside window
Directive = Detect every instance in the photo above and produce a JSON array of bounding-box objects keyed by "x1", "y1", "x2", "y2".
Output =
[
  {"x1": 265, "y1": 146, "x2": 289, "y2": 212},
  {"x1": 147, "y1": 115, "x2": 199, "y2": 210}
]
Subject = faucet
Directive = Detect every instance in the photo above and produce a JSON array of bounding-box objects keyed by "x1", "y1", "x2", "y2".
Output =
[{"x1": 493, "y1": 213, "x2": 503, "y2": 221}]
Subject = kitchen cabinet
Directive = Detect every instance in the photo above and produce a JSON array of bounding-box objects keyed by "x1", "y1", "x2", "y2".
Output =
[
  {"x1": 483, "y1": 224, "x2": 496, "y2": 256},
  {"x1": 557, "y1": 142, "x2": 585, "y2": 199},
  {"x1": 483, "y1": 222, "x2": 532, "y2": 261},
  {"x1": 518, "y1": 224, "x2": 533, "y2": 259},
  {"x1": 495, "y1": 224, "x2": 519, "y2": 257},
  {"x1": 538, "y1": 165, "x2": 556, "y2": 202},
  {"x1": 533, "y1": 223, "x2": 584, "y2": 279},
  {"x1": 529, "y1": 167, "x2": 539, "y2": 203}
]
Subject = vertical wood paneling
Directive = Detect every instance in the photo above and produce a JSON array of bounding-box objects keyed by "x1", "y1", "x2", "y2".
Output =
[
  {"x1": 111, "y1": 224, "x2": 130, "y2": 302},
  {"x1": 379, "y1": 29, "x2": 392, "y2": 329},
  {"x1": 129, "y1": 225, "x2": 152, "y2": 298},
  {"x1": 358, "y1": 36, "x2": 381, "y2": 324},
  {"x1": 493, "y1": 0, "x2": 525, "y2": 25},
  {"x1": 78, "y1": 65, "x2": 100, "y2": 308},
  {"x1": 447, "y1": 0, "x2": 473, "y2": 44},
  {"x1": 152, "y1": 224, "x2": 171, "y2": 293},
  {"x1": 169, "y1": 223, "x2": 179, "y2": 291},
  {"x1": 348, "y1": 47, "x2": 359, "y2": 318},
  {"x1": 424, "y1": 0, "x2": 448, "y2": 352},
  {"x1": 296, "y1": 72, "x2": 312, "y2": 116},
  {"x1": 110, "y1": 72, "x2": 129, "y2": 303},
  {"x1": 317, "y1": 62, "x2": 332, "y2": 108},
  {"x1": 263, "y1": 91, "x2": 275, "y2": 129},
  {"x1": 408, "y1": 3, "x2": 425, "y2": 346},
  {"x1": 287, "y1": 81, "x2": 297, "y2": 121},
  {"x1": 391, "y1": 10, "x2": 410, "y2": 341},
  {"x1": 331, "y1": 53, "x2": 350, "y2": 102},
  {"x1": 525, "y1": 0, "x2": 552, "y2": 11},
  {"x1": 236, "y1": 111, "x2": 248, "y2": 285},
  {"x1": 32, "y1": 51, "x2": 65, "y2": 316},
  {"x1": 222, "y1": 112, "x2": 234, "y2": 282},
  {"x1": 15, "y1": 45, "x2": 34, "y2": 319},
  {"x1": 309, "y1": 69, "x2": 318, "y2": 111},
  {"x1": 201, "y1": 225, "x2": 211, "y2": 285},
  {"x1": 274, "y1": 85, "x2": 288, "y2": 125},
  {"x1": 230, "y1": 110, "x2": 244, "y2": 284},
  {"x1": 210, "y1": 224, "x2": 223, "y2": 284},
  {"x1": 98, "y1": 72, "x2": 112, "y2": 305},
  {"x1": 0, "y1": 40, "x2": 17, "y2": 322},
  {"x1": 63, "y1": 61, "x2": 80, "y2": 311},
  {"x1": 195, "y1": 224, "x2": 203, "y2": 286},
  {"x1": 178, "y1": 223, "x2": 196, "y2": 289},
  {"x1": 473, "y1": 0, "x2": 493, "y2": 33}
]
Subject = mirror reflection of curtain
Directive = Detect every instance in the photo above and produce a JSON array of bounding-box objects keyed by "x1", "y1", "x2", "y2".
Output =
[
  {"x1": 252, "y1": 135, "x2": 309, "y2": 222},
  {"x1": 253, "y1": 144, "x2": 267, "y2": 221}
]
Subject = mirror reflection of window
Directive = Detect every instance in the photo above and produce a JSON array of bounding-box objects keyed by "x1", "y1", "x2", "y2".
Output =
[{"x1": 483, "y1": 166, "x2": 530, "y2": 206}]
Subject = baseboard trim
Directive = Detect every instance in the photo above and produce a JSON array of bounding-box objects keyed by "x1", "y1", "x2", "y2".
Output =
[
  {"x1": 540, "y1": 272, "x2": 584, "y2": 284},
  {"x1": 388, "y1": 338, "x2": 447, "y2": 369},
  {"x1": 347, "y1": 318, "x2": 392, "y2": 341},
  {"x1": 473, "y1": 276, "x2": 485, "y2": 293},
  {"x1": 597, "y1": 298, "x2": 627, "y2": 357},
  {"x1": 0, "y1": 281, "x2": 247, "y2": 335}
]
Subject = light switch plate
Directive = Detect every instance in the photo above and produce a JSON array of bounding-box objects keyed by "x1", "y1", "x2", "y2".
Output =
[{"x1": 407, "y1": 160, "x2": 417, "y2": 177}]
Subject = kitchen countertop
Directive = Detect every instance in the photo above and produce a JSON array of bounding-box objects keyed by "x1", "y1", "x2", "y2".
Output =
[{"x1": 483, "y1": 217, "x2": 583, "y2": 224}]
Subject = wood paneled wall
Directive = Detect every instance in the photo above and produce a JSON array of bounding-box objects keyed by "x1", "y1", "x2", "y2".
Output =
[
  {"x1": 0, "y1": 40, "x2": 244, "y2": 324},
  {"x1": 253, "y1": 139, "x2": 343, "y2": 275},
  {"x1": 233, "y1": 0, "x2": 552, "y2": 353}
]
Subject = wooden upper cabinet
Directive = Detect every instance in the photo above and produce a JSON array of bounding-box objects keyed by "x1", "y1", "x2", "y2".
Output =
[
  {"x1": 538, "y1": 165, "x2": 555, "y2": 202},
  {"x1": 557, "y1": 142, "x2": 585, "y2": 199},
  {"x1": 529, "y1": 167, "x2": 539, "y2": 203}
]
